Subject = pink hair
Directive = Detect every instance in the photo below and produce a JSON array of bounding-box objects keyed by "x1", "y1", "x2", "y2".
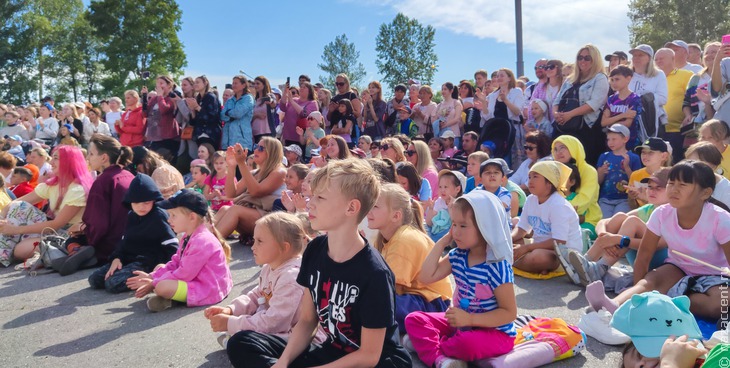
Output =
[{"x1": 45, "y1": 146, "x2": 93, "y2": 210}]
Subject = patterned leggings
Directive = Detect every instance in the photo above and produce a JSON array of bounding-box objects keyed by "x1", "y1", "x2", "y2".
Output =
[{"x1": 0, "y1": 201, "x2": 51, "y2": 267}]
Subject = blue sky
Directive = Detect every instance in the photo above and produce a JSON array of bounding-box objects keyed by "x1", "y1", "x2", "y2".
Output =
[{"x1": 179, "y1": 0, "x2": 632, "y2": 92}]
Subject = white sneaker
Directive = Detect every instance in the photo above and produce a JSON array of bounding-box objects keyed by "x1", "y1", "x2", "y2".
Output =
[
  {"x1": 554, "y1": 242, "x2": 581, "y2": 284},
  {"x1": 577, "y1": 308, "x2": 630, "y2": 345},
  {"x1": 437, "y1": 357, "x2": 467, "y2": 368},
  {"x1": 400, "y1": 334, "x2": 415, "y2": 353},
  {"x1": 217, "y1": 332, "x2": 231, "y2": 349}
]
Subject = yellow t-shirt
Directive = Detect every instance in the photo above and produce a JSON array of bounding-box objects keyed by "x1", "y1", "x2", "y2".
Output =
[
  {"x1": 0, "y1": 189, "x2": 10, "y2": 210},
  {"x1": 34, "y1": 182, "x2": 87, "y2": 224},
  {"x1": 721, "y1": 145, "x2": 730, "y2": 180},
  {"x1": 664, "y1": 69, "x2": 694, "y2": 133},
  {"x1": 629, "y1": 168, "x2": 652, "y2": 207},
  {"x1": 381, "y1": 225, "x2": 453, "y2": 302}
]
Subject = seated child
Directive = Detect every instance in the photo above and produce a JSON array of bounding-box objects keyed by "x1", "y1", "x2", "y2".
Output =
[
  {"x1": 275, "y1": 163, "x2": 308, "y2": 213},
  {"x1": 10, "y1": 165, "x2": 38, "y2": 199},
  {"x1": 405, "y1": 190, "x2": 517, "y2": 368},
  {"x1": 57, "y1": 124, "x2": 79, "y2": 147},
  {"x1": 204, "y1": 151, "x2": 233, "y2": 212},
  {"x1": 88, "y1": 174, "x2": 178, "y2": 293},
  {"x1": 283, "y1": 144, "x2": 302, "y2": 167},
  {"x1": 396, "y1": 162, "x2": 431, "y2": 201},
  {"x1": 552, "y1": 135, "x2": 602, "y2": 232},
  {"x1": 394, "y1": 106, "x2": 417, "y2": 139},
  {"x1": 684, "y1": 141, "x2": 730, "y2": 209},
  {"x1": 205, "y1": 212, "x2": 325, "y2": 355},
  {"x1": 480, "y1": 158, "x2": 518, "y2": 217},
  {"x1": 511, "y1": 161, "x2": 583, "y2": 279},
  {"x1": 628, "y1": 138, "x2": 672, "y2": 208},
  {"x1": 184, "y1": 159, "x2": 207, "y2": 186},
  {"x1": 127, "y1": 189, "x2": 233, "y2": 312},
  {"x1": 464, "y1": 151, "x2": 489, "y2": 193},
  {"x1": 425, "y1": 170, "x2": 466, "y2": 242},
  {"x1": 566, "y1": 168, "x2": 671, "y2": 286},
  {"x1": 190, "y1": 164, "x2": 210, "y2": 195},
  {"x1": 596, "y1": 124, "x2": 642, "y2": 218},
  {"x1": 565, "y1": 162, "x2": 602, "y2": 238},
  {"x1": 5, "y1": 135, "x2": 25, "y2": 161},
  {"x1": 586, "y1": 161, "x2": 730, "y2": 322},
  {"x1": 227, "y1": 159, "x2": 412, "y2": 367},
  {"x1": 367, "y1": 183, "x2": 452, "y2": 328}
]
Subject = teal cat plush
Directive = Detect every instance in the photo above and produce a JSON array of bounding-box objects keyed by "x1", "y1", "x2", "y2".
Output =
[{"x1": 610, "y1": 291, "x2": 702, "y2": 358}]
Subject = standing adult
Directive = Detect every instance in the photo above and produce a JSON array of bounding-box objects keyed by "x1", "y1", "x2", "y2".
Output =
[
  {"x1": 280, "y1": 81, "x2": 318, "y2": 147},
  {"x1": 384, "y1": 84, "x2": 410, "y2": 134},
  {"x1": 174, "y1": 77, "x2": 196, "y2": 169},
  {"x1": 523, "y1": 59, "x2": 549, "y2": 125},
  {"x1": 654, "y1": 48, "x2": 694, "y2": 163},
  {"x1": 688, "y1": 43, "x2": 703, "y2": 66},
  {"x1": 116, "y1": 90, "x2": 146, "y2": 148},
  {"x1": 543, "y1": 60, "x2": 569, "y2": 123},
  {"x1": 410, "y1": 85, "x2": 438, "y2": 138},
  {"x1": 361, "y1": 81, "x2": 387, "y2": 140},
  {"x1": 683, "y1": 42, "x2": 720, "y2": 133},
  {"x1": 251, "y1": 76, "x2": 276, "y2": 144},
  {"x1": 628, "y1": 44, "x2": 668, "y2": 139},
  {"x1": 142, "y1": 75, "x2": 180, "y2": 159},
  {"x1": 105, "y1": 97, "x2": 123, "y2": 137},
  {"x1": 604, "y1": 51, "x2": 629, "y2": 73},
  {"x1": 317, "y1": 88, "x2": 332, "y2": 129},
  {"x1": 436, "y1": 83, "x2": 463, "y2": 142},
  {"x1": 474, "y1": 69, "x2": 489, "y2": 92},
  {"x1": 408, "y1": 84, "x2": 421, "y2": 109},
  {"x1": 327, "y1": 74, "x2": 362, "y2": 131},
  {"x1": 480, "y1": 68, "x2": 526, "y2": 167},
  {"x1": 187, "y1": 75, "x2": 222, "y2": 149},
  {"x1": 554, "y1": 44, "x2": 609, "y2": 165},
  {"x1": 62, "y1": 134, "x2": 135, "y2": 271},
  {"x1": 665, "y1": 40, "x2": 703, "y2": 74},
  {"x1": 221, "y1": 75, "x2": 254, "y2": 150}
]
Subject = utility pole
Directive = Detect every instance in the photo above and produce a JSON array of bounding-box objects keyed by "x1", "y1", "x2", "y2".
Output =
[{"x1": 515, "y1": 0, "x2": 524, "y2": 77}]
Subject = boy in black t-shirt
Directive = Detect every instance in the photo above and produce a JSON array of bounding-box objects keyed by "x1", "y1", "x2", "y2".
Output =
[{"x1": 228, "y1": 159, "x2": 411, "y2": 368}]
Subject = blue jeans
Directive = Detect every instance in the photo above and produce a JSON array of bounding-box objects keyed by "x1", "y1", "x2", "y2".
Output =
[
  {"x1": 598, "y1": 198, "x2": 631, "y2": 219},
  {"x1": 88, "y1": 261, "x2": 145, "y2": 293}
]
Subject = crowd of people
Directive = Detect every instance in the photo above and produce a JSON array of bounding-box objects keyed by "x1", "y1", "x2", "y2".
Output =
[{"x1": 0, "y1": 38, "x2": 730, "y2": 368}]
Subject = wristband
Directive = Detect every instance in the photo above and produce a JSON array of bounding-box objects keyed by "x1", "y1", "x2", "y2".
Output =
[{"x1": 618, "y1": 235, "x2": 630, "y2": 249}]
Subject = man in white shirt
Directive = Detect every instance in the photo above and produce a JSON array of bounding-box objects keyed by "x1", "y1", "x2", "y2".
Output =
[{"x1": 665, "y1": 40, "x2": 702, "y2": 74}]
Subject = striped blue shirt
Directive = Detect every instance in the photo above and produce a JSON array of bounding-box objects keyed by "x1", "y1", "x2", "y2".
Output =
[{"x1": 449, "y1": 248, "x2": 516, "y2": 336}]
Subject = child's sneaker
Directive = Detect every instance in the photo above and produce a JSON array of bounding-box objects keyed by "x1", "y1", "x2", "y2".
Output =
[
  {"x1": 400, "y1": 334, "x2": 415, "y2": 353},
  {"x1": 147, "y1": 296, "x2": 172, "y2": 312},
  {"x1": 217, "y1": 332, "x2": 231, "y2": 349},
  {"x1": 569, "y1": 250, "x2": 607, "y2": 286},
  {"x1": 435, "y1": 356, "x2": 467, "y2": 368},
  {"x1": 554, "y1": 242, "x2": 580, "y2": 284},
  {"x1": 577, "y1": 308, "x2": 630, "y2": 345},
  {"x1": 57, "y1": 246, "x2": 95, "y2": 276}
]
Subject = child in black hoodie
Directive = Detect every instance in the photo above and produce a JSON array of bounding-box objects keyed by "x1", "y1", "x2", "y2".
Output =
[{"x1": 88, "y1": 174, "x2": 179, "y2": 293}]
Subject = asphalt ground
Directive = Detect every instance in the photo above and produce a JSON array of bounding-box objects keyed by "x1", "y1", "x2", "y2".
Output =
[{"x1": 0, "y1": 243, "x2": 621, "y2": 367}]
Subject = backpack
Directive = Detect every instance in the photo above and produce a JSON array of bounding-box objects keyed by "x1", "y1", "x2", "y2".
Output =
[{"x1": 639, "y1": 93, "x2": 657, "y2": 138}]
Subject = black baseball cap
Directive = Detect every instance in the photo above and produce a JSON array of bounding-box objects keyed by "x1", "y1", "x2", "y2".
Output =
[
  {"x1": 604, "y1": 51, "x2": 629, "y2": 62},
  {"x1": 633, "y1": 137, "x2": 668, "y2": 154},
  {"x1": 158, "y1": 189, "x2": 209, "y2": 216}
]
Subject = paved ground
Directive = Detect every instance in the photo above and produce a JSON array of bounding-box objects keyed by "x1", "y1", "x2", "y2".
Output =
[{"x1": 0, "y1": 243, "x2": 622, "y2": 367}]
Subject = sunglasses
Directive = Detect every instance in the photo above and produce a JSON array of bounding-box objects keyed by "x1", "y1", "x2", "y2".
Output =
[
  {"x1": 252, "y1": 144, "x2": 266, "y2": 152},
  {"x1": 307, "y1": 116, "x2": 315, "y2": 121},
  {"x1": 534, "y1": 65, "x2": 547, "y2": 70},
  {"x1": 577, "y1": 55, "x2": 592, "y2": 62},
  {"x1": 545, "y1": 65, "x2": 557, "y2": 70},
  {"x1": 523, "y1": 145, "x2": 537, "y2": 151},
  {"x1": 381, "y1": 144, "x2": 391, "y2": 151},
  {"x1": 404, "y1": 150, "x2": 416, "y2": 157},
  {"x1": 335, "y1": 82, "x2": 345, "y2": 87},
  {"x1": 370, "y1": 145, "x2": 380, "y2": 150},
  {"x1": 291, "y1": 91, "x2": 299, "y2": 95}
]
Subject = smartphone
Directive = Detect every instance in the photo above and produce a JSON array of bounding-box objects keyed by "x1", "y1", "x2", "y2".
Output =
[
  {"x1": 723, "y1": 34, "x2": 730, "y2": 45},
  {"x1": 141, "y1": 71, "x2": 150, "y2": 80},
  {"x1": 286, "y1": 77, "x2": 290, "y2": 86}
]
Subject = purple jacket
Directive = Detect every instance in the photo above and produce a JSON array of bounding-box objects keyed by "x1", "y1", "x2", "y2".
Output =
[
  {"x1": 82, "y1": 165, "x2": 134, "y2": 263},
  {"x1": 151, "y1": 224, "x2": 232, "y2": 307}
]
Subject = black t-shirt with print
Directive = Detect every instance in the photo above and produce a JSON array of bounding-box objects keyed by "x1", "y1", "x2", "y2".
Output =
[
  {"x1": 329, "y1": 91, "x2": 358, "y2": 129},
  {"x1": 297, "y1": 235, "x2": 411, "y2": 367}
]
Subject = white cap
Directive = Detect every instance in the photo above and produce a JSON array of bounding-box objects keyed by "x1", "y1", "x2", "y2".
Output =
[{"x1": 440, "y1": 130, "x2": 456, "y2": 139}]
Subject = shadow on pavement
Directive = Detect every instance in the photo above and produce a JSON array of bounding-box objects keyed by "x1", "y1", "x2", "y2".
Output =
[{"x1": 199, "y1": 350, "x2": 229, "y2": 367}]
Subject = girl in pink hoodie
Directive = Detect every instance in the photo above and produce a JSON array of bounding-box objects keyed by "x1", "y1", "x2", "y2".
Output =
[
  {"x1": 204, "y1": 212, "x2": 326, "y2": 357},
  {"x1": 127, "y1": 189, "x2": 232, "y2": 312}
]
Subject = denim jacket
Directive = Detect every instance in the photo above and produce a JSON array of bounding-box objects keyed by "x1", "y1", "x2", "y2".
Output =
[{"x1": 555, "y1": 73, "x2": 609, "y2": 127}]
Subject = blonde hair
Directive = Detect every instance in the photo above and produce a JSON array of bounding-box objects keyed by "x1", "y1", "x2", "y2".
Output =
[
  {"x1": 570, "y1": 44, "x2": 605, "y2": 84},
  {"x1": 30, "y1": 147, "x2": 50, "y2": 162},
  {"x1": 310, "y1": 158, "x2": 380, "y2": 222},
  {"x1": 173, "y1": 207, "x2": 232, "y2": 261},
  {"x1": 256, "y1": 137, "x2": 284, "y2": 182},
  {"x1": 382, "y1": 137, "x2": 406, "y2": 163},
  {"x1": 699, "y1": 119, "x2": 729, "y2": 143},
  {"x1": 255, "y1": 212, "x2": 307, "y2": 255},
  {"x1": 124, "y1": 90, "x2": 140, "y2": 103},
  {"x1": 374, "y1": 183, "x2": 425, "y2": 252},
  {"x1": 412, "y1": 140, "x2": 436, "y2": 176},
  {"x1": 468, "y1": 151, "x2": 490, "y2": 164}
]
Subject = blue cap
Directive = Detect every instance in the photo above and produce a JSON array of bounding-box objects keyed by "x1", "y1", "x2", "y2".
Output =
[
  {"x1": 481, "y1": 140, "x2": 496, "y2": 153},
  {"x1": 43, "y1": 102, "x2": 55, "y2": 111},
  {"x1": 4, "y1": 135, "x2": 22, "y2": 142},
  {"x1": 610, "y1": 291, "x2": 702, "y2": 358},
  {"x1": 157, "y1": 189, "x2": 209, "y2": 216},
  {"x1": 62, "y1": 123, "x2": 74, "y2": 132}
]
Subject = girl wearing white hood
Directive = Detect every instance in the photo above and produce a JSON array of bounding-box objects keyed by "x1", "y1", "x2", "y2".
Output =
[{"x1": 404, "y1": 190, "x2": 517, "y2": 368}]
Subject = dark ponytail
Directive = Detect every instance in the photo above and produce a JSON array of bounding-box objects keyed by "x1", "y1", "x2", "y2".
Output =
[
  {"x1": 90, "y1": 133, "x2": 127, "y2": 167},
  {"x1": 443, "y1": 82, "x2": 458, "y2": 99},
  {"x1": 117, "y1": 146, "x2": 133, "y2": 167}
]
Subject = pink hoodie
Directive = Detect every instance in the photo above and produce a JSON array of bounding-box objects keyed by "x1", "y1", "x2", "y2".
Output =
[
  {"x1": 226, "y1": 257, "x2": 326, "y2": 343},
  {"x1": 151, "y1": 224, "x2": 232, "y2": 307}
]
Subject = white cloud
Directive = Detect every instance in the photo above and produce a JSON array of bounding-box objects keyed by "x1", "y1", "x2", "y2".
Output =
[{"x1": 367, "y1": 0, "x2": 632, "y2": 62}]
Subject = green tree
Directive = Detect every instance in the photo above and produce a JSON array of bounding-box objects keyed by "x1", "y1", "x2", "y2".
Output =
[
  {"x1": 628, "y1": 0, "x2": 730, "y2": 50},
  {"x1": 317, "y1": 34, "x2": 367, "y2": 91},
  {"x1": 88, "y1": 0, "x2": 187, "y2": 97},
  {"x1": 375, "y1": 13, "x2": 437, "y2": 91},
  {"x1": 0, "y1": 0, "x2": 34, "y2": 104}
]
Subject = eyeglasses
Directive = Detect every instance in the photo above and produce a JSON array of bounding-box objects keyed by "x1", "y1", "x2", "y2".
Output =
[
  {"x1": 577, "y1": 55, "x2": 593, "y2": 62},
  {"x1": 404, "y1": 150, "x2": 416, "y2": 157},
  {"x1": 545, "y1": 65, "x2": 557, "y2": 70},
  {"x1": 534, "y1": 65, "x2": 547, "y2": 70},
  {"x1": 252, "y1": 145, "x2": 266, "y2": 152},
  {"x1": 523, "y1": 145, "x2": 537, "y2": 151},
  {"x1": 335, "y1": 82, "x2": 345, "y2": 87}
]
